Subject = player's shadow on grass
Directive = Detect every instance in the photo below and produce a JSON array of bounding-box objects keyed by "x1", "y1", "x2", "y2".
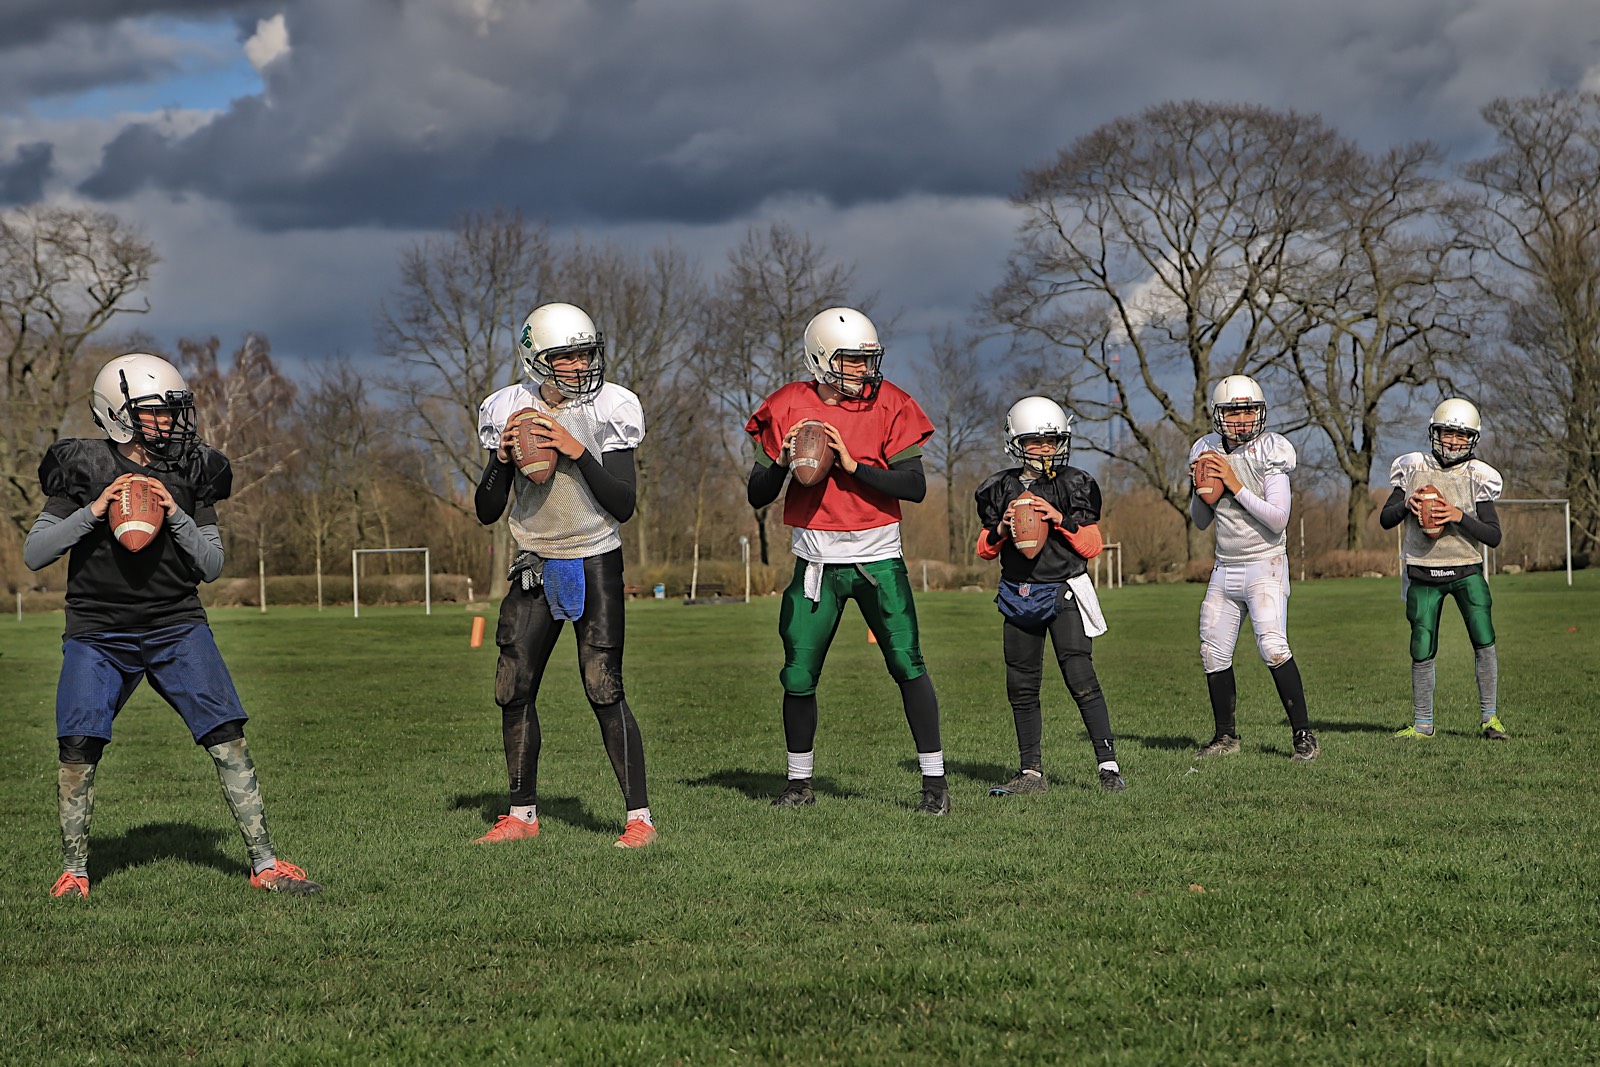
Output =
[
  {"x1": 928, "y1": 759, "x2": 1012, "y2": 786},
  {"x1": 93, "y1": 821, "x2": 239, "y2": 881},
  {"x1": 1311, "y1": 718, "x2": 1398, "y2": 735},
  {"x1": 1119, "y1": 733, "x2": 1202, "y2": 752},
  {"x1": 680, "y1": 769, "x2": 861, "y2": 802},
  {"x1": 449, "y1": 791, "x2": 610, "y2": 834}
]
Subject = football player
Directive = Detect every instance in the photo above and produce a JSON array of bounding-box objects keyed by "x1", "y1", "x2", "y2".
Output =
[
  {"x1": 745, "y1": 307, "x2": 949, "y2": 815},
  {"x1": 1188, "y1": 375, "x2": 1318, "y2": 761},
  {"x1": 25, "y1": 353, "x2": 322, "y2": 899},
  {"x1": 974, "y1": 397, "x2": 1126, "y2": 794},
  {"x1": 1378, "y1": 399, "x2": 1507, "y2": 740},
  {"x1": 473, "y1": 302, "x2": 657, "y2": 848}
]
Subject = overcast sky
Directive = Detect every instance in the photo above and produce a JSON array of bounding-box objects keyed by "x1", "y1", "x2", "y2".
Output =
[{"x1": 5, "y1": 0, "x2": 1600, "y2": 378}]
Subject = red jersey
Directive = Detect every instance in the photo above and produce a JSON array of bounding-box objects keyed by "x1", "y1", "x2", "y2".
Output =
[{"x1": 746, "y1": 380, "x2": 935, "y2": 532}]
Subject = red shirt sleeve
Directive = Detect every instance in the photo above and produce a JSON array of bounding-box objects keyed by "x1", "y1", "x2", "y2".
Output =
[
  {"x1": 882, "y1": 387, "x2": 935, "y2": 460},
  {"x1": 1060, "y1": 522, "x2": 1103, "y2": 559},
  {"x1": 975, "y1": 527, "x2": 1004, "y2": 560},
  {"x1": 745, "y1": 394, "x2": 785, "y2": 462}
]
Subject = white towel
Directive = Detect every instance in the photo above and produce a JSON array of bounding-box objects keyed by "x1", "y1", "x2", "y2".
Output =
[
  {"x1": 804, "y1": 561, "x2": 825, "y2": 603},
  {"x1": 1067, "y1": 573, "x2": 1107, "y2": 637}
]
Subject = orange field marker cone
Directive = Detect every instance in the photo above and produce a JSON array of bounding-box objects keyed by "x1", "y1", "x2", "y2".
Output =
[
  {"x1": 867, "y1": 629, "x2": 878, "y2": 645},
  {"x1": 470, "y1": 615, "x2": 486, "y2": 648}
]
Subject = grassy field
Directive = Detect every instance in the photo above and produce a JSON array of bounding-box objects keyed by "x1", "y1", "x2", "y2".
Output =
[{"x1": 1, "y1": 571, "x2": 1597, "y2": 1065}]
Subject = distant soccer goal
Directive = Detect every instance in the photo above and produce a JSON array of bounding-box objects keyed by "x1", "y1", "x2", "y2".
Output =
[
  {"x1": 1093, "y1": 542, "x2": 1125, "y2": 588},
  {"x1": 1489, "y1": 499, "x2": 1572, "y2": 586},
  {"x1": 352, "y1": 548, "x2": 432, "y2": 618}
]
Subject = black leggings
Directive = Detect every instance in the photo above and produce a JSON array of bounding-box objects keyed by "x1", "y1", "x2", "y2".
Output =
[
  {"x1": 493, "y1": 549, "x2": 647, "y2": 809},
  {"x1": 1002, "y1": 603, "x2": 1115, "y2": 768}
]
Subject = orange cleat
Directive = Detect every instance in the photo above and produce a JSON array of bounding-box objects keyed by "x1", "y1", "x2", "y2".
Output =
[
  {"x1": 613, "y1": 819, "x2": 658, "y2": 849},
  {"x1": 50, "y1": 872, "x2": 89, "y2": 899},
  {"x1": 248, "y1": 860, "x2": 324, "y2": 895},
  {"x1": 473, "y1": 814, "x2": 540, "y2": 844}
]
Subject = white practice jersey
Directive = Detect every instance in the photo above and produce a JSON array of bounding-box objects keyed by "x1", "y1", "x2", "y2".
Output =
[
  {"x1": 1188, "y1": 431, "x2": 1296, "y2": 564},
  {"x1": 478, "y1": 381, "x2": 644, "y2": 560},
  {"x1": 1390, "y1": 451, "x2": 1502, "y2": 567}
]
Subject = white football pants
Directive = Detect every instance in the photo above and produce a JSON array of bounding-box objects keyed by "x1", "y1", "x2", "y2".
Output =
[{"x1": 1199, "y1": 555, "x2": 1292, "y2": 673}]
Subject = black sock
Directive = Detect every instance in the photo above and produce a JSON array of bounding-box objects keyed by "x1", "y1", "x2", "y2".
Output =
[
  {"x1": 1205, "y1": 668, "x2": 1238, "y2": 738},
  {"x1": 898, "y1": 673, "x2": 942, "y2": 753},
  {"x1": 781, "y1": 693, "x2": 819, "y2": 754},
  {"x1": 1269, "y1": 657, "x2": 1310, "y2": 732}
]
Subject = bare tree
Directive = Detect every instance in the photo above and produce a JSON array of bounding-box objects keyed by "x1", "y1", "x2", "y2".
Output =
[
  {"x1": 986, "y1": 101, "x2": 1343, "y2": 559},
  {"x1": 1270, "y1": 142, "x2": 1475, "y2": 548},
  {"x1": 695, "y1": 221, "x2": 862, "y2": 563},
  {"x1": 1460, "y1": 91, "x2": 1600, "y2": 558},
  {"x1": 0, "y1": 206, "x2": 156, "y2": 552},
  {"x1": 558, "y1": 237, "x2": 703, "y2": 566},
  {"x1": 917, "y1": 328, "x2": 1000, "y2": 562}
]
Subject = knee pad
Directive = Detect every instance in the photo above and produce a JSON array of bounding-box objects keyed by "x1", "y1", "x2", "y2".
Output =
[
  {"x1": 59, "y1": 735, "x2": 107, "y2": 765},
  {"x1": 882, "y1": 648, "x2": 926, "y2": 684},
  {"x1": 1257, "y1": 634, "x2": 1292, "y2": 667},
  {"x1": 1200, "y1": 639, "x2": 1234, "y2": 674},
  {"x1": 1062, "y1": 656, "x2": 1102, "y2": 703},
  {"x1": 581, "y1": 660, "x2": 624, "y2": 708},
  {"x1": 196, "y1": 720, "x2": 246, "y2": 749},
  {"x1": 779, "y1": 663, "x2": 820, "y2": 697}
]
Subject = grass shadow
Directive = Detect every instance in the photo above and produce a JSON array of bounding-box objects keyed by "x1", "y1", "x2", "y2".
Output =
[
  {"x1": 1119, "y1": 733, "x2": 1199, "y2": 752},
  {"x1": 926, "y1": 759, "x2": 1012, "y2": 786},
  {"x1": 1314, "y1": 718, "x2": 1404, "y2": 735},
  {"x1": 680, "y1": 768, "x2": 862, "y2": 802},
  {"x1": 449, "y1": 790, "x2": 612, "y2": 833},
  {"x1": 93, "y1": 820, "x2": 239, "y2": 881}
]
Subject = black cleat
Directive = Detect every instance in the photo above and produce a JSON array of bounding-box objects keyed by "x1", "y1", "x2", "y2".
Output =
[
  {"x1": 1097, "y1": 768, "x2": 1128, "y2": 792},
  {"x1": 1195, "y1": 734, "x2": 1241, "y2": 759},
  {"x1": 1291, "y1": 730, "x2": 1320, "y2": 761},
  {"x1": 915, "y1": 785, "x2": 952, "y2": 816},
  {"x1": 989, "y1": 770, "x2": 1048, "y2": 796},
  {"x1": 771, "y1": 778, "x2": 815, "y2": 808}
]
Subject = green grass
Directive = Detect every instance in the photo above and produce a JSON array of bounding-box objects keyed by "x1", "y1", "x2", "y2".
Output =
[{"x1": 2, "y1": 572, "x2": 1598, "y2": 1065}]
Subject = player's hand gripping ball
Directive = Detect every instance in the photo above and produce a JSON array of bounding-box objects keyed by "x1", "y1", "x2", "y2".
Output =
[
  {"x1": 505, "y1": 408, "x2": 559, "y2": 484},
  {"x1": 1193, "y1": 452, "x2": 1227, "y2": 506},
  {"x1": 1415, "y1": 485, "x2": 1447, "y2": 539},
  {"x1": 112, "y1": 476, "x2": 163, "y2": 551},
  {"x1": 1009, "y1": 496, "x2": 1048, "y2": 559},
  {"x1": 789, "y1": 421, "x2": 835, "y2": 487}
]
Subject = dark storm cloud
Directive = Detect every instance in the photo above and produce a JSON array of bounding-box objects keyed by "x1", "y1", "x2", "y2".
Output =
[
  {"x1": 72, "y1": 0, "x2": 1600, "y2": 231},
  {"x1": 0, "y1": 0, "x2": 261, "y2": 49},
  {"x1": 0, "y1": 143, "x2": 54, "y2": 205}
]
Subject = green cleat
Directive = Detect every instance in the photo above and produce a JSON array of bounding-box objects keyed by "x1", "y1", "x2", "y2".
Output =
[
  {"x1": 1393, "y1": 725, "x2": 1435, "y2": 739},
  {"x1": 1481, "y1": 714, "x2": 1509, "y2": 741}
]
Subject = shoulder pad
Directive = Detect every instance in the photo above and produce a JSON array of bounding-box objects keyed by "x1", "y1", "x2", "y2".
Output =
[
  {"x1": 196, "y1": 447, "x2": 233, "y2": 504},
  {"x1": 1469, "y1": 460, "x2": 1503, "y2": 500},
  {"x1": 1389, "y1": 451, "x2": 1427, "y2": 486},
  {"x1": 1188, "y1": 434, "x2": 1222, "y2": 462},
  {"x1": 39, "y1": 439, "x2": 116, "y2": 501},
  {"x1": 1260, "y1": 433, "x2": 1296, "y2": 472}
]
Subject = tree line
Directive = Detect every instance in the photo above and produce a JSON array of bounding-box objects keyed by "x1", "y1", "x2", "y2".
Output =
[{"x1": 4, "y1": 91, "x2": 1597, "y2": 601}]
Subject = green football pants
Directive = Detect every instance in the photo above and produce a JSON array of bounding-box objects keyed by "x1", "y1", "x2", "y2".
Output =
[
  {"x1": 778, "y1": 558, "x2": 927, "y2": 696},
  {"x1": 1407, "y1": 572, "x2": 1495, "y2": 662}
]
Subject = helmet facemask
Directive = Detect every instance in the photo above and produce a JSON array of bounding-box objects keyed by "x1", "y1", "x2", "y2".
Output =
[
  {"x1": 1429, "y1": 423, "x2": 1478, "y2": 467},
  {"x1": 1212, "y1": 401, "x2": 1266, "y2": 446},
  {"x1": 1006, "y1": 432, "x2": 1071, "y2": 479},
  {"x1": 122, "y1": 377, "x2": 199, "y2": 468},
  {"x1": 522, "y1": 330, "x2": 606, "y2": 403},
  {"x1": 821, "y1": 349, "x2": 883, "y2": 402}
]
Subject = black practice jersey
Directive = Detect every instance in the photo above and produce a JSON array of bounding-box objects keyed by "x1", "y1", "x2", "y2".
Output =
[
  {"x1": 39, "y1": 439, "x2": 233, "y2": 637},
  {"x1": 974, "y1": 465, "x2": 1102, "y2": 583}
]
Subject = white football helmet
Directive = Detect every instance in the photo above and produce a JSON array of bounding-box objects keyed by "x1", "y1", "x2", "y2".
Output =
[
  {"x1": 1429, "y1": 398, "x2": 1481, "y2": 466},
  {"x1": 1004, "y1": 396, "x2": 1073, "y2": 477},
  {"x1": 91, "y1": 353, "x2": 198, "y2": 464},
  {"x1": 519, "y1": 302, "x2": 605, "y2": 401},
  {"x1": 1211, "y1": 374, "x2": 1267, "y2": 445},
  {"x1": 804, "y1": 307, "x2": 883, "y2": 400}
]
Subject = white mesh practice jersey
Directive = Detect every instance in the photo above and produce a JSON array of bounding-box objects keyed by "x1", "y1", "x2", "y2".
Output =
[
  {"x1": 1389, "y1": 451, "x2": 1502, "y2": 567},
  {"x1": 478, "y1": 382, "x2": 645, "y2": 560},
  {"x1": 1188, "y1": 431, "x2": 1296, "y2": 564}
]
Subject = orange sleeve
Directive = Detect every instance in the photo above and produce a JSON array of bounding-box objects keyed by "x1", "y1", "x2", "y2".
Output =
[
  {"x1": 1059, "y1": 521, "x2": 1103, "y2": 559},
  {"x1": 975, "y1": 527, "x2": 1004, "y2": 560}
]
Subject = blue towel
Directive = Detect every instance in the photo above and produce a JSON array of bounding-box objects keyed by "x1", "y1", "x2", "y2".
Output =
[{"x1": 543, "y1": 558, "x2": 586, "y2": 620}]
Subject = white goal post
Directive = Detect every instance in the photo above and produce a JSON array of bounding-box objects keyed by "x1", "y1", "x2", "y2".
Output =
[
  {"x1": 1490, "y1": 499, "x2": 1572, "y2": 587},
  {"x1": 352, "y1": 548, "x2": 432, "y2": 618},
  {"x1": 1092, "y1": 542, "x2": 1124, "y2": 588}
]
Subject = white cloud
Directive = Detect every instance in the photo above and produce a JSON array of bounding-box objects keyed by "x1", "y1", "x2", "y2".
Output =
[{"x1": 244, "y1": 14, "x2": 290, "y2": 74}]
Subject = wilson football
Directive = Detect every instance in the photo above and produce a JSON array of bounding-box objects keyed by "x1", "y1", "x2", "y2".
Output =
[
  {"x1": 1415, "y1": 485, "x2": 1447, "y2": 539},
  {"x1": 505, "y1": 408, "x2": 559, "y2": 484},
  {"x1": 1009, "y1": 496, "x2": 1047, "y2": 559},
  {"x1": 112, "y1": 476, "x2": 163, "y2": 552},
  {"x1": 790, "y1": 421, "x2": 835, "y2": 487},
  {"x1": 1194, "y1": 452, "x2": 1226, "y2": 506}
]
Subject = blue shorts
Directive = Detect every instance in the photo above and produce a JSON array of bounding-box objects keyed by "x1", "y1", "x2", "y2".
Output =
[{"x1": 56, "y1": 623, "x2": 248, "y2": 743}]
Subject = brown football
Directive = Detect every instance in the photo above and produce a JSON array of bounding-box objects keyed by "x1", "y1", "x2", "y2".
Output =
[
  {"x1": 1415, "y1": 485, "x2": 1447, "y2": 539},
  {"x1": 1194, "y1": 452, "x2": 1226, "y2": 505},
  {"x1": 790, "y1": 421, "x2": 835, "y2": 487},
  {"x1": 506, "y1": 408, "x2": 559, "y2": 484},
  {"x1": 1009, "y1": 496, "x2": 1047, "y2": 559},
  {"x1": 112, "y1": 476, "x2": 163, "y2": 552}
]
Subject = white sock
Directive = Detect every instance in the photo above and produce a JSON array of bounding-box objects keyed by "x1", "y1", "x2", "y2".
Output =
[
  {"x1": 918, "y1": 750, "x2": 946, "y2": 777},
  {"x1": 1097, "y1": 760, "x2": 1121, "y2": 774},
  {"x1": 626, "y1": 807, "x2": 653, "y2": 827},
  {"x1": 510, "y1": 805, "x2": 537, "y2": 824},
  {"x1": 1021, "y1": 769, "x2": 1043, "y2": 778},
  {"x1": 787, "y1": 751, "x2": 815, "y2": 780}
]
